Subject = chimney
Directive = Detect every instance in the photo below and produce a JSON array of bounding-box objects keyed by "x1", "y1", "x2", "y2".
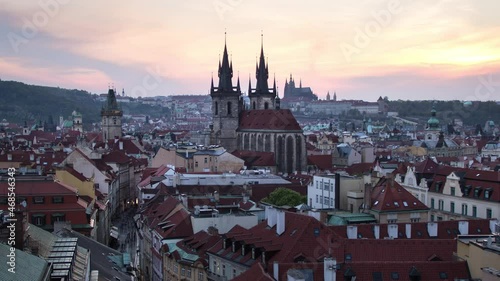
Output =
[
  {"x1": 119, "y1": 141, "x2": 123, "y2": 150},
  {"x1": 273, "y1": 262, "x2": 279, "y2": 281},
  {"x1": 276, "y1": 210, "x2": 285, "y2": 235},
  {"x1": 323, "y1": 258, "x2": 337, "y2": 281},
  {"x1": 387, "y1": 224, "x2": 398, "y2": 238},
  {"x1": 427, "y1": 222, "x2": 438, "y2": 237},
  {"x1": 7, "y1": 154, "x2": 12, "y2": 161},
  {"x1": 347, "y1": 225, "x2": 358, "y2": 239},
  {"x1": 458, "y1": 221, "x2": 469, "y2": 235},
  {"x1": 267, "y1": 207, "x2": 277, "y2": 228},
  {"x1": 373, "y1": 224, "x2": 380, "y2": 239}
]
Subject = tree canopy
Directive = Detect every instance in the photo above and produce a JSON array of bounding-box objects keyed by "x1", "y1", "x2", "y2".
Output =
[{"x1": 261, "y1": 187, "x2": 306, "y2": 207}]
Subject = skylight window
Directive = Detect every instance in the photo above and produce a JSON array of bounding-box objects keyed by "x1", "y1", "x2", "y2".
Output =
[
  {"x1": 394, "y1": 202, "x2": 399, "y2": 207},
  {"x1": 374, "y1": 201, "x2": 379, "y2": 206},
  {"x1": 403, "y1": 201, "x2": 408, "y2": 207}
]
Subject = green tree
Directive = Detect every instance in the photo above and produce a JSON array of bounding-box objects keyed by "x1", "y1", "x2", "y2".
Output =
[{"x1": 261, "y1": 187, "x2": 306, "y2": 206}]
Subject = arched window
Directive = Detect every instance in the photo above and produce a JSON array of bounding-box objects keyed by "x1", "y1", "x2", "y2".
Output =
[
  {"x1": 215, "y1": 102, "x2": 218, "y2": 115},
  {"x1": 264, "y1": 102, "x2": 269, "y2": 109},
  {"x1": 227, "y1": 102, "x2": 232, "y2": 116}
]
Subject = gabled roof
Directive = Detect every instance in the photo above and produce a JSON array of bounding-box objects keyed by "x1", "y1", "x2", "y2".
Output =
[
  {"x1": 239, "y1": 109, "x2": 302, "y2": 131},
  {"x1": 415, "y1": 158, "x2": 439, "y2": 174},
  {"x1": 370, "y1": 177, "x2": 429, "y2": 212}
]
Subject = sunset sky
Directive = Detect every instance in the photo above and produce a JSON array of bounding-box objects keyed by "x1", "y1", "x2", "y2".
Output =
[{"x1": 1, "y1": 0, "x2": 499, "y2": 101}]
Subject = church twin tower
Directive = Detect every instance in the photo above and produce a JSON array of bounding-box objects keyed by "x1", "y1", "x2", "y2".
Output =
[{"x1": 210, "y1": 35, "x2": 306, "y2": 174}]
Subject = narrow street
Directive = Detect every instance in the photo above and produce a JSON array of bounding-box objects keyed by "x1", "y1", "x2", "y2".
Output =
[{"x1": 112, "y1": 206, "x2": 138, "y2": 274}]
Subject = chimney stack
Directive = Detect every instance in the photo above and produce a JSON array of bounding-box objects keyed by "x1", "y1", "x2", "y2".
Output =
[{"x1": 276, "y1": 210, "x2": 285, "y2": 235}]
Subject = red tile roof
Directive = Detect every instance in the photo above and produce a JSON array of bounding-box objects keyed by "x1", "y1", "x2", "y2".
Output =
[
  {"x1": 371, "y1": 178, "x2": 429, "y2": 212},
  {"x1": 307, "y1": 154, "x2": 332, "y2": 171},
  {"x1": 415, "y1": 158, "x2": 439, "y2": 174},
  {"x1": 102, "y1": 150, "x2": 131, "y2": 164},
  {"x1": 239, "y1": 109, "x2": 302, "y2": 131},
  {"x1": 231, "y1": 150, "x2": 276, "y2": 167},
  {"x1": 232, "y1": 262, "x2": 273, "y2": 281}
]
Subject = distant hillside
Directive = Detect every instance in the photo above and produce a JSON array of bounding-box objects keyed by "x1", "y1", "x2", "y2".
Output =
[
  {"x1": 0, "y1": 80, "x2": 170, "y2": 126},
  {"x1": 388, "y1": 99, "x2": 500, "y2": 126}
]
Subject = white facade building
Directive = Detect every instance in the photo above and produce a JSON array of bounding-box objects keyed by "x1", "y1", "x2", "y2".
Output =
[{"x1": 308, "y1": 175, "x2": 337, "y2": 209}]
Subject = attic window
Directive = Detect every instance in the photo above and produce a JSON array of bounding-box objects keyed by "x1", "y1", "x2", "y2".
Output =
[
  {"x1": 345, "y1": 253, "x2": 352, "y2": 261},
  {"x1": 394, "y1": 202, "x2": 399, "y2": 207},
  {"x1": 382, "y1": 189, "x2": 385, "y2": 193},
  {"x1": 313, "y1": 228, "x2": 320, "y2": 237},
  {"x1": 474, "y1": 187, "x2": 482, "y2": 198},
  {"x1": 484, "y1": 188, "x2": 492, "y2": 200},
  {"x1": 439, "y1": 272, "x2": 448, "y2": 279},
  {"x1": 403, "y1": 201, "x2": 408, "y2": 207},
  {"x1": 416, "y1": 231, "x2": 422, "y2": 237},
  {"x1": 391, "y1": 272, "x2": 400, "y2": 280},
  {"x1": 374, "y1": 201, "x2": 379, "y2": 206},
  {"x1": 462, "y1": 185, "x2": 472, "y2": 196}
]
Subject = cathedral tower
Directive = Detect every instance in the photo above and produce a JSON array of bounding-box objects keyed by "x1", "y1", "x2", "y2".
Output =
[
  {"x1": 101, "y1": 88, "x2": 123, "y2": 140},
  {"x1": 248, "y1": 35, "x2": 276, "y2": 110},
  {"x1": 210, "y1": 35, "x2": 242, "y2": 152}
]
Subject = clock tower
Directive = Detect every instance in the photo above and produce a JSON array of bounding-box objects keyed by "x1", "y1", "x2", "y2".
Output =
[{"x1": 101, "y1": 88, "x2": 123, "y2": 140}]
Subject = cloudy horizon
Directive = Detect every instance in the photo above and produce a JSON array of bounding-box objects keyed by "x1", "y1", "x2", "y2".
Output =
[{"x1": 1, "y1": 0, "x2": 499, "y2": 101}]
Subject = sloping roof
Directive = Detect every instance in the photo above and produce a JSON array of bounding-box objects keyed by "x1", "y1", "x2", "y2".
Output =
[
  {"x1": 232, "y1": 150, "x2": 276, "y2": 167},
  {"x1": 232, "y1": 262, "x2": 274, "y2": 281},
  {"x1": 0, "y1": 243, "x2": 49, "y2": 281},
  {"x1": 370, "y1": 178, "x2": 429, "y2": 212},
  {"x1": 239, "y1": 109, "x2": 302, "y2": 131},
  {"x1": 307, "y1": 154, "x2": 332, "y2": 171},
  {"x1": 414, "y1": 158, "x2": 439, "y2": 174}
]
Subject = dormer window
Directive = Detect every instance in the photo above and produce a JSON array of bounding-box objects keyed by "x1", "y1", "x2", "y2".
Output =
[
  {"x1": 232, "y1": 241, "x2": 236, "y2": 252},
  {"x1": 474, "y1": 187, "x2": 482, "y2": 198},
  {"x1": 252, "y1": 247, "x2": 256, "y2": 259},
  {"x1": 484, "y1": 188, "x2": 492, "y2": 200},
  {"x1": 241, "y1": 244, "x2": 245, "y2": 256}
]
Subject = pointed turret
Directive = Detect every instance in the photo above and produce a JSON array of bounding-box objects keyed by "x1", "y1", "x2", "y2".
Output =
[
  {"x1": 248, "y1": 74, "x2": 252, "y2": 95},
  {"x1": 210, "y1": 74, "x2": 215, "y2": 93},
  {"x1": 237, "y1": 75, "x2": 241, "y2": 92},
  {"x1": 273, "y1": 74, "x2": 276, "y2": 93},
  {"x1": 255, "y1": 34, "x2": 270, "y2": 93},
  {"x1": 217, "y1": 39, "x2": 233, "y2": 92}
]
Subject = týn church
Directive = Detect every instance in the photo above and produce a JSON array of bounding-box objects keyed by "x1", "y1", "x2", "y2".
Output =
[{"x1": 209, "y1": 36, "x2": 306, "y2": 174}]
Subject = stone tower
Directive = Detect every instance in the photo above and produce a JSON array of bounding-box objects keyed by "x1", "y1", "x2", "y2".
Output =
[
  {"x1": 248, "y1": 35, "x2": 276, "y2": 110},
  {"x1": 72, "y1": 110, "x2": 83, "y2": 133},
  {"x1": 210, "y1": 36, "x2": 243, "y2": 152},
  {"x1": 101, "y1": 88, "x2": 123, "y2": 140}
]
